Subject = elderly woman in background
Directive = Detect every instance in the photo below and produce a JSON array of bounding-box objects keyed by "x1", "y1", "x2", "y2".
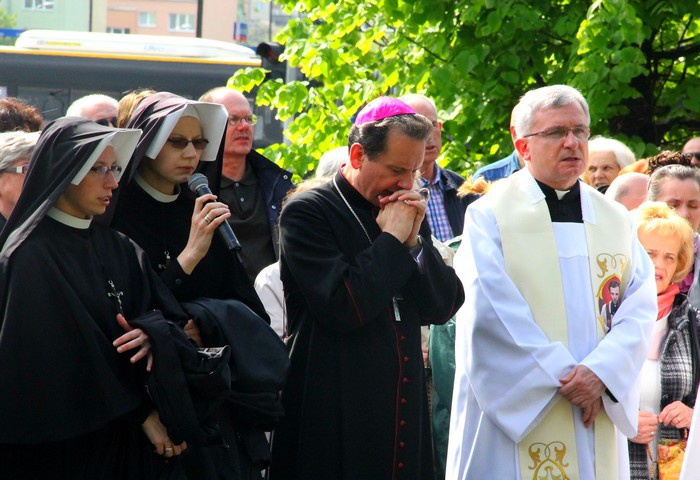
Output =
[
  {"x1": 0, "y1": 131, "x2": 39, "y2": 228},
  {"x1": 628, "y1": 201, "x2": 700, "y2": 480},
  {"x1": 583, "y1": 135, "x2": 636, "y2": 190}
]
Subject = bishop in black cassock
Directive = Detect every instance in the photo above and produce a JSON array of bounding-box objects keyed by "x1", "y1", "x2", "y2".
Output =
[{"x1": 269, "y1": 98, "x2": 464, "y2": 480}]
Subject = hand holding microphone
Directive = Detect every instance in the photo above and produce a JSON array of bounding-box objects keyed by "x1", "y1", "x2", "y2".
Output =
[{"x1": 188, "y1": 173, "x2": 242, "y2": 252}]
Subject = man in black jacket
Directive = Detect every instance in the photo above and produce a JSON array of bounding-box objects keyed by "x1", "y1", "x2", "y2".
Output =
[
  {"x1": 400, "y1": 94, "x2": 473, "y2": 242},
  {"x1": 200, "y1": 87, "x2": 294, "y2": 281}
]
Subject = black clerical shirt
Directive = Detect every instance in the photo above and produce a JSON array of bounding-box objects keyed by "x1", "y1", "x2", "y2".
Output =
[{"x1": 536, "y1": 179, "x2": 584, "y2": 223}]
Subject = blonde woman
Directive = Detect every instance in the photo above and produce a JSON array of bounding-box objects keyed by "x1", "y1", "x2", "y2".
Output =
[{"x1": 629, "y1": 201, "x2": 700, "y2": 479}]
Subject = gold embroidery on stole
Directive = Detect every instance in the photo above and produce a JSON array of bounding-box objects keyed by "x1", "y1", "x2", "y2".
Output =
[{"x1": 490, "y1": 172, "x2": 630, "y2": 480}]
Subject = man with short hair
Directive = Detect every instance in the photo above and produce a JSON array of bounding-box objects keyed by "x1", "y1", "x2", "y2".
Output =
[
  {"x1": 269, "y1": 97, "x2": 464, "y2": 479},
  {"x1": 0, "y1": 131, "x2": 39, "y2": 228},
  {"x1": 66, "y1": 94, "x2": 119, "y2": 127},
  {"x1": 605, "y1": 172, "x2": 650, "y2": 210},
  {"x1": 399, "y1": 93, "x2": 472, "y2": 241},
  {"x1": 447, "y1": 85, "x2": 656, "y2": 479},
  {"x1": 199, "y1": 87, "x2": 293, "y2": 281},
  {"x1": 682, "y1": 136, "x2": 700, "y2": 168},
  {"x1": 601, "y1": 281, "x2": 621, "y2": 331}
]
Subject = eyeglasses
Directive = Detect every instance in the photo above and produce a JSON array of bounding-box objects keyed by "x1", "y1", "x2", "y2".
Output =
[
  {"x1": 228, "y1": 114, "x2": 257, "y2": 126},
  {"x1": 166, "y1": 137, "x2": 210, "y2": 150},
  {"x1": 684, "y1": 152, "x2": 700, "y2": 162},
  {"x1": 523, "y1": 126, "x2": 591, "y2": 142},
  {"x1": 89, "y1": 165, "x2": 123, "y2": 177},
  {"x1": 95, "y1": 117, "x2": 118, "y2": 127},
  {"x1": 1, "y1": 164, "x2": 29, "y2": 175}
]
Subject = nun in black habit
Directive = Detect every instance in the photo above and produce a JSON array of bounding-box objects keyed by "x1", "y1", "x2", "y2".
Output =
[
  {"x1": 0, "y1": 117, "x2": 201, "y2": 478},
  {"x1": 106, "y1": 93, "x2": 288, "y2": 479},
  {"x1": 108, "y1": 92, "x2": 268, "y2": 321}
]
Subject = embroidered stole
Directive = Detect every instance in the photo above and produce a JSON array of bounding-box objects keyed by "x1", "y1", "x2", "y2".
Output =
[{"x1": 491, "y1": 171, "x2": 631, "y2": 480}]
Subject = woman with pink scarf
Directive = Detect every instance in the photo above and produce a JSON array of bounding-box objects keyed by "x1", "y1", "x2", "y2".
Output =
[{"x1": 628, "y1": 201, "x2": 700, "y2": 479}]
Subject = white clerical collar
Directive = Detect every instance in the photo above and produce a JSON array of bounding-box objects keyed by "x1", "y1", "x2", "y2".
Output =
[
  {"x1": 519, "y1": 168, "x2": 595, "y2": 223},
  {"x1": 47, "y1": 207, "x2": 92, "y2": 229},
  {"x1": 135, "y1": 172, "x2": 180, "y2": 203},
  {"x1": 555, "y1": 189, "x2": 570, "y2": 200}
]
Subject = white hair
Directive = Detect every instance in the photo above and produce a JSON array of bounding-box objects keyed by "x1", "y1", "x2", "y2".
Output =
[
  {"x1": 589, "y1": 135, "x2": 635, "y2": 168},
  {"x1": 66, "y1": 94, "x2": 118, "y2": 118},
  {"x1": 0, "y1": 131, "x2": 40, "y2": 170},
  {"x1": 512, "y1": 85, "x2": 590, "y2": 139}
]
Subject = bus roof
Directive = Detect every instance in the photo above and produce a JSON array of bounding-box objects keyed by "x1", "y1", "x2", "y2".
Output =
[{"x1": 15, "y1": 29, "x2": 258, "y2": 61}]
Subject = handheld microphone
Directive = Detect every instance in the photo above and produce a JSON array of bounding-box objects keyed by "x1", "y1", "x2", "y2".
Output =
[{"x1": 188, "y1": 173, "x2": 242, "y2": 252}]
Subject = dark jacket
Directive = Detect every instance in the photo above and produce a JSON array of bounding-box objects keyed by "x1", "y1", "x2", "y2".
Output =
[
  {"x1": 247, "y1": 150, "x2": 293, "y2": 256},
  {"x1": 628, "y1": 295, "x2": 700, "y2": 479},
  {"x1": 439, "y1": 167, "x2": 478, "y2": 238}
]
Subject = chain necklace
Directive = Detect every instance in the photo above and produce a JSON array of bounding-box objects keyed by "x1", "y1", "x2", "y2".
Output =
[{"x1": 332, "y1": 177, "x2": 402, "y2": 322}]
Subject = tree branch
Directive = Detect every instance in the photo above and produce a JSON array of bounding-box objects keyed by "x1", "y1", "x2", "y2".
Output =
[
  {"x1": 397, "y1": 32, "x2": 449, "y2": 64},
  {"x1": 650, "y1": 41, "x2": 700, "y2": 60}
]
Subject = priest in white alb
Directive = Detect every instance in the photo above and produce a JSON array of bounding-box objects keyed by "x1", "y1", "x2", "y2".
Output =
[{"x1": 446, "y1": 85, "x2": 657, "y2": 479}]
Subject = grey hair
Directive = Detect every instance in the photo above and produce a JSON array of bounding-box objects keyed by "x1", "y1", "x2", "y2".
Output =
[
  {"x1": 66, "y1": 94, "x2": 118, "y2": 117},
  {"x1": 513, "y1": 85, "x2": 590, "y2": 139},
  {"x1": 648, "y1": 164, "x2": 700, "y2": 201},
  {"x1": 0, "y1": 131, "x2": 40, "y2": 171},
  {"x1": 348, "y1": 114, "x2": 433, "y2": 160},
  {"x1": 589, "y1": 136, "x2": 635, "y2": 168},
  {"x1": 316, "y1": 146, "x2": 348, "y2": 178}
]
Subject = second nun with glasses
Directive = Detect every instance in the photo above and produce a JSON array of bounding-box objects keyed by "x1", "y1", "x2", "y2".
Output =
[{"x1": 105, "y1": 92, "x2": 288, "y2": 480}]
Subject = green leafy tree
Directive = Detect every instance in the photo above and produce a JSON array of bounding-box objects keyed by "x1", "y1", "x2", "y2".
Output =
[
  {"x1": 0, "y1": 8, "x2": 17, "y2": 46},
  {"x1": 230, "y1": 0, "x2": 700, "y2": 178}
]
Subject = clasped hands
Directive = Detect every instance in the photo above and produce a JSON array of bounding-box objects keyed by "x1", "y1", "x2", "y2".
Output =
[
  {"x1": 630, "y1": 401, "x2": 694, "y2": 444},
  {"x1": 558, "y1": 364, "x2": 605, "y2": 428},
  {"x1": 376, "y1": 189, "x2": 427, "y2": 246}
]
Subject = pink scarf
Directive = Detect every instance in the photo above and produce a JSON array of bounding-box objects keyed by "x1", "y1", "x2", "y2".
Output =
[
  {"x1": 648, "y1": 283, "x2": 680, "y2": 360},
  {"x1": 657, "y1": 283, "x2": 679, "y2": 320}
]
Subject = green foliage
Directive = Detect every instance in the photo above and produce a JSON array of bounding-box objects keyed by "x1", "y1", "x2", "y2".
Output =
[
  {"x1": 0, "y1": 8, "x2": 17, "y2": 46},
  {"x1": 233, "y1": 0, "x2": 700, "y2": 177}
]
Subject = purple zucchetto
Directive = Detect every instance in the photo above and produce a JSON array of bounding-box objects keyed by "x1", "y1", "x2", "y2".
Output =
[{"x1": 353, "y1": 96, "x2": 417, "y2": 125}]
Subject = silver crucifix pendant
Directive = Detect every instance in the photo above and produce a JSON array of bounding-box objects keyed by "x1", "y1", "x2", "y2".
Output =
[{"x1": 392, "y1": 296, "x2": 402, "y2": 322}]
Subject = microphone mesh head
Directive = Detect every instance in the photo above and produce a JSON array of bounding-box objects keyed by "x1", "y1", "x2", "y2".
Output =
[{"x1": 187, "y1": 173, "x2": 209, "y2": 193}]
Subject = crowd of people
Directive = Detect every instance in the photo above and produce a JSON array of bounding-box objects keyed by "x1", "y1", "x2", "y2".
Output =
[{"x1": 0, "y1": 83, "x2": 699, "y2": 480}]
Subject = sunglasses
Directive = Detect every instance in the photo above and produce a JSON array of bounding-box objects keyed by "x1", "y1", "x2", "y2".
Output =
[
  {"x1": 95, "y1": 117, "x2": 118, "y2": 127},
  {"x1": 684, "y1": 152, "x2": 700, "y2": 162},
  {"x1": 166, "y1": 137, "x2": 210, "y2": 151}
]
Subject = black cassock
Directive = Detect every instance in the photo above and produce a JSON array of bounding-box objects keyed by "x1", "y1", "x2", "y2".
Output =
[
  {"x1": 269, "y1": 171, "x2": 465, "y2": 480},
  {"x1": 0, "y1": 118, "x2": 193, "y2": 479}
]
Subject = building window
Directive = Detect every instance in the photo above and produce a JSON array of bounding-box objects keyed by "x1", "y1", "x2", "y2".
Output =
[
  {"x1": 169, "y1": 13, "x2": 195, "y2": 33},
  {"x1": 24, "y1": 0, "x2": 54, "y2": 9},
  {"x1": 107, "y1": 27, "x2": 131, "y2": 34},
  {"x1": 138, "y1": 12, "x2": 156, "y2": 28}
]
